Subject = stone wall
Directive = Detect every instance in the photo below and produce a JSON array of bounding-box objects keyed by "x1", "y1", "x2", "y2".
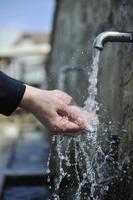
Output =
[
  {"x1": 48, "y1": 0, "x2": 113, "y2": 105},
  {"x1": 48, "y1": 0, "x2": 133, "y2": 198},
  {"x1": 48, "y1": 0, "x2": 133, "y2": 153}
]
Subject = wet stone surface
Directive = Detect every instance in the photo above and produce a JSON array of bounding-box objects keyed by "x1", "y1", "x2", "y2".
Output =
[
  {"x1": 1, "y1": 138, "x2": 53, "y2": 200},
  {"x1": 4, "y1": 186, "x2": 50, "y2": 200}
]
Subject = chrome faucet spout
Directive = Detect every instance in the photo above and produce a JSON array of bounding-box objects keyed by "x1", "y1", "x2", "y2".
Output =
[{"x1": 93, "y1": 31, "x2": 133, "y2": 50}]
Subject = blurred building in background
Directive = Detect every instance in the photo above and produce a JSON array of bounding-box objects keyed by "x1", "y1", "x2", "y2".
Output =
[
  {"x1": 0, "y1": 1, "x2": 55, "y2": 198},
  {"x1": 0, "y1": 32, "x2": 51, "y2": 88},
  {"x1": 0, "y1": 31, "x2": 51, "y2": 139}
]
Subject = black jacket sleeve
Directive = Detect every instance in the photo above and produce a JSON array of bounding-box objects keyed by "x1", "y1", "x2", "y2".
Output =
[{"x1": 0, "y1": 71, "x2": 26, "y2": 116}]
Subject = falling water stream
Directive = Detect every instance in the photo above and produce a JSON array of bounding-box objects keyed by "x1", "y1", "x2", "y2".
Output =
[{"x1": 48, "y1": 49, "x2": 119, "y2": 200}]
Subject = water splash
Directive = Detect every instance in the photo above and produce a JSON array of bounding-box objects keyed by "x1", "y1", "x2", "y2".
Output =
[
  {"x1": 48, "y1": 49, "x2": 118, "y2": 200},
  {"x1": 84, "y1": 49, "x2": 100, "y2": 113}
]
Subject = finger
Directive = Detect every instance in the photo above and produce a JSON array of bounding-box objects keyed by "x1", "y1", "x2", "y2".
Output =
[
  {"x1": 62, "y1": 106, "x2": 85, "y2": 128},
  {"x1": 55, "y1": 116, "x2": 84, "y2": 134}
]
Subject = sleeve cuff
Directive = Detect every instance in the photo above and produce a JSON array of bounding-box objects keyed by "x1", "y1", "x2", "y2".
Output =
[{"x1": 0, "y1": 72, "x2": 26, "y2": 116}]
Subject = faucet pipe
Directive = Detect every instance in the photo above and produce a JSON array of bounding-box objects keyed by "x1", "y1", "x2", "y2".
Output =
[
  {"x1": 93, "y1": 31, "x2": 133, "y2": 50},
  {"x1": 60, "y1": 65, "x2": 82, "y2": 73},
  {"x1": 58, "y1": 65, "x2": 82, "y2": 90}
]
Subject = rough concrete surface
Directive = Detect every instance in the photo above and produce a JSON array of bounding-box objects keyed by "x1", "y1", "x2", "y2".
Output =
[{"x1": 48, "y1": 0, "x2": 133, "y2": 199}]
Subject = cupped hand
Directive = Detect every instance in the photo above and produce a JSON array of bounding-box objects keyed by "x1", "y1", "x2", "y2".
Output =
[{"x1": 20, "y1": 86, "x2": 86, "y2": 135}]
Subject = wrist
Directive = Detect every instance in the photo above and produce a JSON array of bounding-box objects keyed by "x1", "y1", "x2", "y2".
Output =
[{"x1": 19, "y1": 85, "x2": 37, "y2": 111}]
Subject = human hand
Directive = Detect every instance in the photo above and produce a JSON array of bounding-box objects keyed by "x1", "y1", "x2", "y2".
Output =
[
  {"x1": 68, "y1": 106, "x2": 99, "y2": 132},
  {"x1": 20, "y1": 85, "x2": 86, "y2": 135}
]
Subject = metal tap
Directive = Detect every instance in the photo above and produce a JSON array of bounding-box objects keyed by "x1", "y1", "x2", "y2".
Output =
[
  {"x1": 93, "y1": 31, "x2": 133, "y2": 50},
  {"x1": 58, "y1": 65, "x2": 82, "y2": 90}
]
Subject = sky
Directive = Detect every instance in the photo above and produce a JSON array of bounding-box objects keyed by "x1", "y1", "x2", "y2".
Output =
[{"x1": 0, "y1": 0, "x2": 55, "y2": 32}]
